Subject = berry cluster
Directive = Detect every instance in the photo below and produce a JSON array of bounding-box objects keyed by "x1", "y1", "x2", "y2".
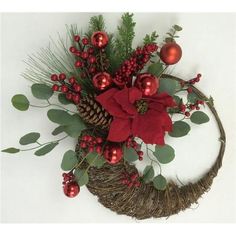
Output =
[
  {"x1": 62, "y1": 172, "x2": 75, "y2": 185},
  {"x1": 62, "y1": 172, "x2": 80, "y2": 198},
  {"x1": 180, "y1": 100, "x2": 204, "y2": 117},
  {"x1": 180, "y1": 73, "x2": 202, "y2": 87},
  {"x1": 79, "y1": 134, "x2": 103, "y2": 154},
  {"x1": 126, "y1": 137, "x2": 144, "y2": 161},
  {"x1": 121, "y1": 172, "x2": 141, "y2": 188},
  {"x1": 51, "y1": 73, "x2": 81, "y2": 104},
  {"x1": 69, "y1": 35, "x2": 97, "y2": 78},
  {"x1": 113, "y1": 43, "x2": 158, "y2": 87}
]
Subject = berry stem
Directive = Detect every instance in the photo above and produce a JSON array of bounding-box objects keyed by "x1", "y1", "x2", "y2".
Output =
[{"x1": 146, "y1": 145, "x2": 162, "y2": 174}]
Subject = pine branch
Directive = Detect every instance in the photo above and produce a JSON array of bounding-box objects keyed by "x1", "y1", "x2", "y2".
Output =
[
  {"x1": 87, "y1": 15, "x2": 105, "y2": 37},
  {"x1": 143, "y1": 31, "x2": 159, "y2": 45},
  {"x1": 114, "y1": 13, "x2": 136, "y2": 65}
]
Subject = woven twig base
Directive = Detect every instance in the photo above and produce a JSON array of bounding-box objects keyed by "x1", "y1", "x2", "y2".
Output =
[{"x1": 80, "y1": 74, "x2": 226, "y2": 220}]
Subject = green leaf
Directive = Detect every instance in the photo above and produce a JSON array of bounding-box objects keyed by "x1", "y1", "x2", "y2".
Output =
[
  {"x1": 85, "y1": 152, "x2": 106, "y2": 168},
  {"x1": 153, "y1": 144, "x2": 175, "y2": 164},
  {"x1": 190, "y1": 111, "x2": 210, "y2": 124},
  {"x1": 11, "y1": 94, "x2": 29, "y2": 111},
  {"x1": 165, "y1": 37, "x2": 174, "y2": 43},
  {"x1": 2, "y1": 147, "x2": 20, "y2": 153},
  {"x1": 173, "y1": 24, "x2": 183, "y2": 31},
  {"x1": 74, "y1": 169, "x2": 89, "y2": 186},
  {"x1": 153, "y1": 175, "x2": 167, "y2": 190},
  {"x1": 34, "y1": 142, "x2": 58, "y2": 156},
  {"x1": 47, "y1": 109, "x2": 74, "y2": 125},
  {"x1": 187, "y1": 92, "x2": 200, "y2": 104},
  {"x1": 58, "y1": 93, "x2": 72, "y2": 105},
  {"x1": 52, "y1": 126, "x2": 66, "y2": 136},
  {"x1": 169, "y1": 121, "x2": 190, "y2": 137},
  {"x1": 142, "y1": 165, "x2": 155, "y2": 183},
  {"x1": 143, "y1": 31, "x2": 159, "y2": 44},
  {"x1": 206, "y1": 95, "x2": 214, "y2": 106},
  {"x1": 173, "y1": 95, "x2": 181, "y2": 105},
  {"x1": 123, "y1": 146, "x2": 139, "y2": 163},
  {"x1": 19, "y1": 132, "x2": 40, "y2": 145},
  {"x1": 31, "y1": 83, "x2": 53, "y2": 100},
  {"x1": 63, "y1": 114, "x2": 86, "y2": 138},
  {"x1": 158, "y1": 78, "x2": 181, "y2": 95},
  {"x1": 147, "y1": 62, "x2": 164, "y2": 77},
  {"x1": 61, "y1": 150, "x2": 78, "y2": 171}
]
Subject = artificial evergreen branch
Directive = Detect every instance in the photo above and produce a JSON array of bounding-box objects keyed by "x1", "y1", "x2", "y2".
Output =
[
  {"x1": 114, "y1": 13, "x2": 136, "y2": 65},
  {"x1": 143, "y1": 31, "x2": 159, "y2": 45},
  {"x1": 87, "y1": 15, "x2": 105, "y2": 37}
]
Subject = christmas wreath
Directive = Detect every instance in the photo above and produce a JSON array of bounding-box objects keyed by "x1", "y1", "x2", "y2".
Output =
[{"x1": 2, "y1": 13, "x2": 226, "y2": 219}]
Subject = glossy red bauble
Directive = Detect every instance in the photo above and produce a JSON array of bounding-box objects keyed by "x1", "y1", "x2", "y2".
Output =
[
  {"x1": 92, "y1": 72, "x2": 113, "y2": 90},
  {"x1": 91, "y1": 31, "x2": 109, "y2": 48},
  {"x1": 63, "y1": 181, "x2": 80, "y2": 198},
  {"x1": 134, "y1": 73, "x2": 159, "y2": 96},
  {"x1": 104, "y1": 145, "x2": 123, "y2": 164},
  {"x1": 160, "y1": 42, "x2": 182, "y2": 65}
]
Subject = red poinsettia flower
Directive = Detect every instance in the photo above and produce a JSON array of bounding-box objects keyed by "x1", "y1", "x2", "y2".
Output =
[{"x1": 96, "y1": 87, "x2": 176, "y2": 145}]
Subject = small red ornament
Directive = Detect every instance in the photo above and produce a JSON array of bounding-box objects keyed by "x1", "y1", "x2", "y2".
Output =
[
  {"x1": 104, "y1": 144, "x2": 123, "y2": 164},
  {"x1": 134, "y1": 73, "x2": 159, "y2": 96},
  {"x1": 160, "y1": 42, "x2": 182, "y2": 65},
  {"x1": 63, "y1": 181, "x2": 80, "y2": 198},
  {"x1": 92, "y1": 72, "x2": 113, "y2": 90},
  {"x1": 52, "y1": 84, "x2": 59, "y2": 91},
  {"x1": 91, "y1": 31, "x2": 109, "y2": 48}
]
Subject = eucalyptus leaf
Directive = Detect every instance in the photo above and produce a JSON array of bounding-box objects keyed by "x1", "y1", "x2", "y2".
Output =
[
  {"x1": 187, "y1": 92, "x2": 200, "y2": 103},
  {"x1": 154, "y1": 144, "x2": 175, "y2": 164},
  {"x1": 169, "y1": 121, "x2": 190, "y2": 137},
  {"x1": 52, "y1": 126, "x2": 66, "y2": 136},
  {"x1": 11, "y1": 94, "x2": 29, "y2": 111},
  {"x1": 147, "y1": 62, "x2": 164, "y2": 76},
  {"x1": 2, "y1": 147, "x2": 20, "y2": 153},
  {"x1": 86, "y1": 152, "x2": 106, "y2": 168},
  {"x1": 142, "y1": 165, "x2": 154, "y2": 183},
  {"x1": 173, "y1": 25, "x2": 183, "y2": 31},
  {"x1": 34, "y1": 142, "x2": 58, "y2": 156},
  {"x1": 123, "y1": 146, "x2": 139, "y2": 163},
  {"x1": 31, "y1": 83, "x2": 53, "y2": 100},
  {"x1": 74, "y1": 169, "x2": 89, "y2": 186},
  {"x1": 153, "y1": 175, "x2": 167, "y2": 190},
  {"x1": 47, "y1": 109, "x2": 74, "y2": 125},
  {"x1": 158, "y1": 78, "x2": 180, "y2": 95},
  {"x1": 61, "y1": 150, "x2": 78, "y2": 171},
  {"x1": 19, "y1": 132, "x2": 40, "y2": 145},
  {"x1": 190, "y1": 111, "x2": 210, "y2": 124}
]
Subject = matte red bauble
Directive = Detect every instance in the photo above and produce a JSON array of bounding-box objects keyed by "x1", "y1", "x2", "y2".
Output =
[
  {"x1": 134, "y1": 73, "x2": 159, "y2": 96},
  {"x1": 160, "y1": 42, "x2": 182, "y2": 65},
  {"x1": 92, "y1": 72, "x2": 113, "y2": 90},
  {"x1": 91, "y1": 31, "x2": 109, "y2": 48},
  {"x1": 63, "y1": 181, "x2": 80, "y2": 198},
  {"x1": 104, "y1": 145, "x2": 123, "y2": 164}
]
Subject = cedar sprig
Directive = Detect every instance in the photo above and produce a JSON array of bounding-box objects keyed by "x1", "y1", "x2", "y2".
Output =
[
  {"x1": 87, "y1": 15, "x2": 105, "y2": 37},
  {"x1": 143, "y1": 31, "x2": 159, "y2": 45}
]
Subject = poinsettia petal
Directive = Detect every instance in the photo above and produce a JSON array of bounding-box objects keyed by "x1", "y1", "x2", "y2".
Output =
[
  {"x1": 113, "y1": 87, "x2": 139, "y2": 116},
  {"x1": 129, "y1": 87, "x2": 142, "y2": 104},
  {"x1": 107, "y1": 118, "x2": 132, "y2": 142},
  {"x1": 96, "y1": 88, "x2": 128, "y2": 118}
]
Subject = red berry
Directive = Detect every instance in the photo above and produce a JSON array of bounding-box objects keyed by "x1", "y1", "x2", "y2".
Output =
[
  {"x1": 185, "y1": 111, "x2": 190, "y2": 117},
  {"x1": 137, "y1": 151, "x2": 143, "y2": 157},
  {"x1": 69, "y1": 46, "x2": 77, "y2": 53},
  {"x1": 187, "y1": 87, "x2": 193, "y2": 93},
  {"x1": 75, "y1": 60, "x2": 83, "y2": 68},
  {"x1": 95, "y1": 137, "x2": 103, "y2": 144},
  {"x1": 180, "y1": 104, "x2": 186, "y2": 112},
  {"x1": 95, "y1": 146, "x2": 102, "y2": 154},
  {"x1": 88, "y1": 146, "x2": 94, "y2": 153},
  {"x1": 190, "y1": 104, "x2": 196, "y2": 110},
  {"x1": 80, "y1": 142, "x2": 87, "y2": 148},
  {"x1": 74, "y1": 35, "x2": 80, "y2": 42},
  {"x1": 52, "y1": 84, "x2": 59, "y2": 91},
  {"x1": 197, "y1": 73, "x2": 202, "y2": 78},
  {"x1": 195, "y1": 77, "x2": 200, "y2": 82},
  {"x1": 87, "y1": 136, "x2": 93, "y2": 142},
  {"x1": 74, "y1": 51, "x2": 81, "y2": 57},
  {"x1": 87, "y1": 47, "x2": 94, "y2": 54},
  {"x1": 73, "y1": 94, "x2": 80, "y2": 104},
  {"x1": 69, "y1": 77, "x2": 76, "y2": 84},
  {"x1": 196, "y1": 106, "x2": 200, "y2": 110},
  {"x1": 89, "y1": 66, "x2": 96, "y2": 74},
  {"x1": 134, "y1": 181, "x2": 141, "y2": 187},
  {"x1": 73, "y1": 84, "x2": 81, "y2": 92},
  {"x1": 59, "y1": 73, "x2": 66, "y2": 80},
  {"x1": 51, "y1": 74, "x2": 58, "y2": 81},
  {"x1": 66, "y1": 92, "x2": 73, "y2": 100},
  {"x1": 88, "y1": 56, "x2": 96, "y2": 64},
  {"x1": 82, "y1": 38, "x2": 89, "y2": 45},
  {"x1": 139, "y1": 156, "x2": 143, "y2": 161},
  {"x1": 81, "y1": 51, "x2": 89, "y2": 59},
  {"x1": 199, "y1": 100, "x2": 204, "y2": 105},
  {"x1": 61, "y1": 85, "x2": 69, "y2": 93},
  {"x1": 131, "y1": 173, "x2": 138, "y2": 181}
]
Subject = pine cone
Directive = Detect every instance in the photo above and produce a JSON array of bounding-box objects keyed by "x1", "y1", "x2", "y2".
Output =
[{"x1": 78, "y1": 94, "x2": 112, "y2": 129}]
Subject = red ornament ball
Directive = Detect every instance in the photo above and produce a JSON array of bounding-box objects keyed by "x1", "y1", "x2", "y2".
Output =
[
  {"x1": 104, "y1": 145, "x2": 123, "y2": 164},
  {"x1": 134, "y1": 73, "x2": 159, "y2": 96},
  {"x1": 92, "y1": 72, "x2": 113, "y2": 90},
  {"x1": 63, "y1": 181, "x2": 80, "y2": 198},
  {"x1": 160, "y1": 42, "x2": 182, "y2": 65},
  {"x1": 91, "y1": 31, "x2": 109, "y2": 48}
]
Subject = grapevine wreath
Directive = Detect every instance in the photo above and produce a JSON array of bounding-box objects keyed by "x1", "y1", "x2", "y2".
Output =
[{"x1": 2, "y1": 13, "x2": 226, "y2": 219}]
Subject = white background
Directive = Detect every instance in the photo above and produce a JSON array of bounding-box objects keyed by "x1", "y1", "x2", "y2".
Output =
[{"x1": 1, "y1": 13, "x2": 236, "y2": 223}]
